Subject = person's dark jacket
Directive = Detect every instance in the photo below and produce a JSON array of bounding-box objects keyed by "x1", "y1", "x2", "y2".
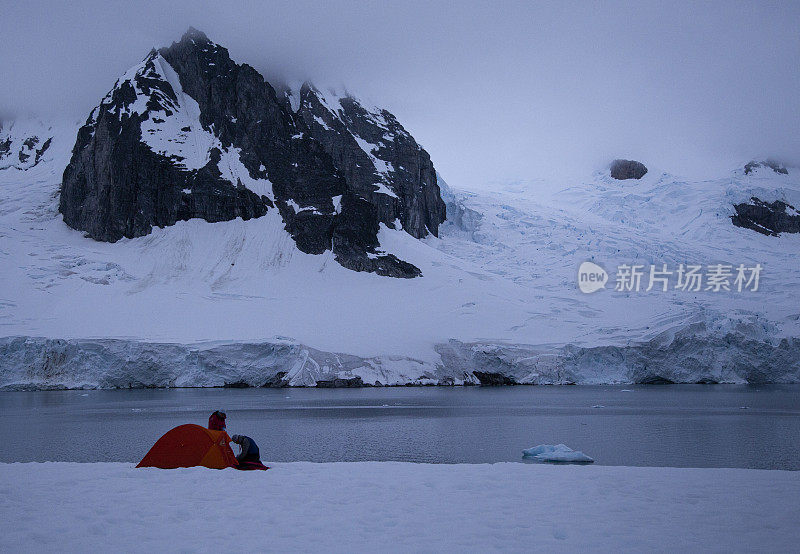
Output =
[{"x1": 230, "y1": 434, "x2": 260, "y2": 462}]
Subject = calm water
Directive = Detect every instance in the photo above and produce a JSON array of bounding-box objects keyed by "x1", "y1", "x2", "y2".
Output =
[{"x1": 1, "y1": 385, "x2": 799, "y2": 469}]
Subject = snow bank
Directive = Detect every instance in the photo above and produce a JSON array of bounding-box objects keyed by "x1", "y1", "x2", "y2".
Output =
[
  {"x1": 1, "y1": 462, "x2": 798, "y2": 552},
  {"x1": 522, "y1": 444, "x2": 594, "y2": 463}
]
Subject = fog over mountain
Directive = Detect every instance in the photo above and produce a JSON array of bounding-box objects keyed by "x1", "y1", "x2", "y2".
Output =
[{"x1": 2, "y1": 0, "x2": 799, "y2": 186}]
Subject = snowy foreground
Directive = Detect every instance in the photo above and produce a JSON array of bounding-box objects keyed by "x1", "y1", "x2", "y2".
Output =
[{"x1": 2, "y1": 462, "x2": 799, "y2": 552}]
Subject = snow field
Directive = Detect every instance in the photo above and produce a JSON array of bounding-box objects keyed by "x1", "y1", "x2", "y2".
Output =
[{"x1": 1, "y1": 462, "x2": 798, "y2": 552}]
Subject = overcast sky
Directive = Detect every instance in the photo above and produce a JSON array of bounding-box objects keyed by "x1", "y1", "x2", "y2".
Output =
[{"x1": 2, "y1": 0, "x2": 799, "y2": 186}]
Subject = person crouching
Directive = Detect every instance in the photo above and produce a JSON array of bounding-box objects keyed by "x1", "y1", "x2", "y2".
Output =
[{"x1": 230, "y1": 434, "x2": 261, "y2": 464}]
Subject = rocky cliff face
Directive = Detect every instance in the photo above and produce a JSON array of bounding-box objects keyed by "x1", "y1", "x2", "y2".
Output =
[
  {"x1": 59, "y1": 28, "x2": 445, "y2": 277},
  {"x1": 732, "y1": 197, "x2": 800, "y2": 235},
  {"x1": 284, "y1": 83, "x2": 446, "y2": 240},
  {"x1": 744, "y1": 160, "x2": 788, "y2": 175}
]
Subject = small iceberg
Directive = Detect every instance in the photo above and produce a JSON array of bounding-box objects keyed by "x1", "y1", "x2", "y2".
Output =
[{"x1": 522, "y1": 444, "x2": 594, "y2": 463}]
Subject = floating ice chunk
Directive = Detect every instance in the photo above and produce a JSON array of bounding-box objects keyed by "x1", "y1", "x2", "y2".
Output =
[{"x1": 522, "y1": 444, "x2": 594, "y2": 463}]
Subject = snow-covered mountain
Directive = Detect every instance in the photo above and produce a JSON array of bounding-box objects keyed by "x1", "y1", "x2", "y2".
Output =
[
  {"x1": 59, "y1": 28, "x2": 443, "y2": 278},
  {"x1": 2, "y1": 30, "x2": 800, "y2": 389}
]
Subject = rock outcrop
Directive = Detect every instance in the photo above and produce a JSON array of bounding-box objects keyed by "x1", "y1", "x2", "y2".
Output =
[
  {"x1": 610, "y1": 159, "x2": 648, "y2": 180},
  {"x1": 472, "y1": 371, "x2": 518, "y2": 386},
  {"x1": 316, "y1": 376, "x2": 366, "y2": 388},
  {"x1": 731, "y1": 197, "x2": 800, "y2": 236},
  {"x1": 744, "y1": 160, "x2": 788, "y2": 175},
  {"x1": 0, "y1": 122, "x2": 53, "y2": 170},
  {"x1": 59, "y1": 28, "x2": 446, "y2": 278},
  {"x1": 285, "y1": 83, "x2": 446, "y2": 240}
]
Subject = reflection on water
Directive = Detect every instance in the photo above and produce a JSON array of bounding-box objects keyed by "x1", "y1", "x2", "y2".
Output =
[{"x1": 1, "y1": 385, "x2": 799, "y2": 469}]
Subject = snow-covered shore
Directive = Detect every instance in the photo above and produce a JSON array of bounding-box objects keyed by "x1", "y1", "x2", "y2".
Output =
[{"x1": 1, "y1": 462, "x2": 798, "y2": 552}]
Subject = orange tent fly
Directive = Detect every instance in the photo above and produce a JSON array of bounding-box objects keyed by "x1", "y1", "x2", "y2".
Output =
[{"x1": 137, "y1": 424, "x2": 238, "y2": 469}]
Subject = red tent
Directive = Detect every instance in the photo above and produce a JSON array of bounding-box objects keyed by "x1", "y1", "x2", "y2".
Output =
[{"x1": 137, "y1": 424, "x2": 238, "y2": 469}]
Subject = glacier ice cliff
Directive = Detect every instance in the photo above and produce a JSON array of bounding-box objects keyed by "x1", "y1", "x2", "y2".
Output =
[{"x1": 3, "y1": 319, "x2": 799, "y2": 390}]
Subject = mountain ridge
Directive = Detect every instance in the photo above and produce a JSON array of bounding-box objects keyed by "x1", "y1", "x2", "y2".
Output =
[{"x1": 58, "y1": 28, "x2": 444, "y2": 278}]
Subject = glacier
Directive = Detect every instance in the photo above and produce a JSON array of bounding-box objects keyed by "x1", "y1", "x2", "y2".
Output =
[{"x1": 3, "y1": 315, "x2": 799, "y2": 390}]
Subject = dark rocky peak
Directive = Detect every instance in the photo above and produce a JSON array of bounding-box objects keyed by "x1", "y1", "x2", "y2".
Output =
[
  {"x1": 744, "y1": 160, "x2": 788, "y2": 175},
  {"x1": 181, "y1": 26, "x2": 211, "y2": 43},
  {"x1": 58, "y1": 29, "x2": 442, "y2": 278},
  {"x1": 289, "y1": 82, "x2": 445, "y2": 240},
  {"x1": 155, "y1": 31, "x2": 281, "y2": 150},
  {"x1": 60, "y1": 30, "x2": 340, "y2": 249},
  {"x1": 731, "y1": 197, "x2": 800, "y2": 236},
  {"x1": 610, "y1": 159, "x2": 648, "y2": 180},
  {"x1": 85, "y1": 50, "x2": 176, "y2": 134}
]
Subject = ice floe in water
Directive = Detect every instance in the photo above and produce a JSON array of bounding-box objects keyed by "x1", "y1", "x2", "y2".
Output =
[{"x1": 523, "y1": 444, "x2": 594, "y2": 463}]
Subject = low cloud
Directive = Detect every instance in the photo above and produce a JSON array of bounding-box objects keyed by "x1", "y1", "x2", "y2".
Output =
[{"x1": 2, "y1": 0, "x2": 798, "y2": 185}]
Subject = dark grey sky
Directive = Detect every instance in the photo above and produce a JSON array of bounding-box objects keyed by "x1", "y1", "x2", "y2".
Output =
[{"x1": 2, "y1": 0, "x2": 799, "y2": 186}]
